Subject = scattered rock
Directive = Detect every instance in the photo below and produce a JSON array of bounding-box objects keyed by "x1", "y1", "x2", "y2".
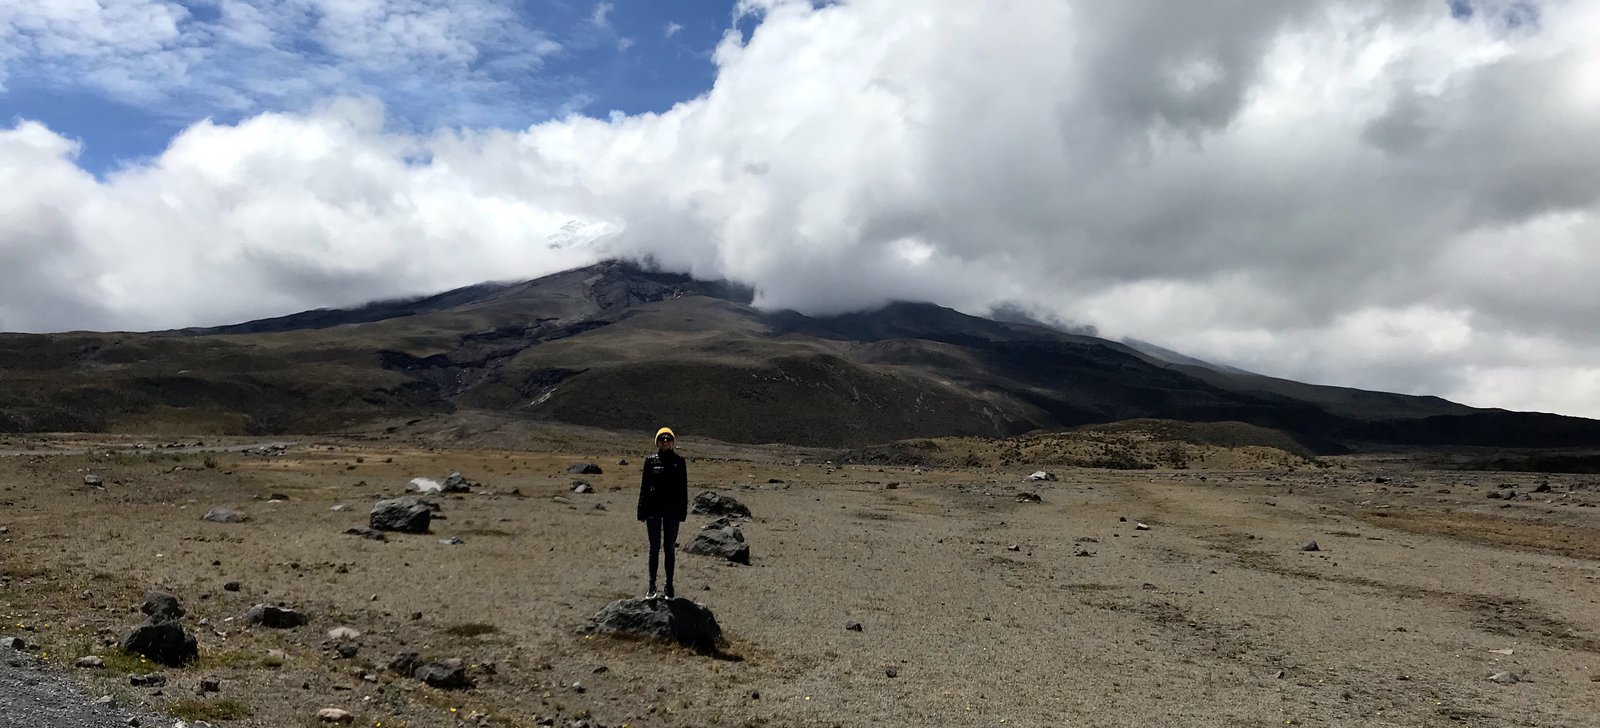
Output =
[
  {"x1": 846, "y1": 620, "x2": 863, "y2": 632},
  {"x1": 1134, "y1": 522, "x2": 1151, "y2": 531},
  {"x1": 330, "y1": 505, "x2": 348, "y2": 512},
  {"x1": 388, "y1": 651, "x2": 420, "y2": 675},
  {"x1": 441, "y1": 472, "x2": 473, "y2": 493},
  {"x1": 405, "y1": 478, "x2": 443, "y2": 495},
  {"x1": 571, "y1": 681, "x2": 586, "y2": 693},
  {"x1": 343, "y1": 527, "x2": 387, "y2": 541},
  {"x1": 201, "y1": 508, "x2": 247, "y2": 524},
  {"x1": 122, "y1": 592, "x2": 198, "y2": 666},
  {"x1": 76, "y1": 655, "x2": 105, "y2": 669},
  {"x1": 327, "y1": 627, "x2": 361, "y2": 641},
  {"x1": 767, "y1": 478, "x2": 785, "y2": 484},
  {"x1": 691, "y1": 491, "x2": 752, "y2": 519},
  {"x1": 686, "y1": 525, "x2": 751, "y2": 564},
  {"x1": 594, "y1": 503, "x2": 607, "y2": 511},
  {"x1": 1300, "y1": 541, "x2": 1320, "y2": 552},
  {"x1": 1535, "y1": 483, "x2": 1553, "y2": 493},
  {"x1": 370, "y1": 497, "x2": 432, "y2": 533},
  {"x1": 245, "y1": 604, "x2": 308, "y2": 629},
  {"x1": 618, "y1": 459, "x2": 629, "y2": 466},
  {"x1": 1488, "y1": 671, "x2": 1520, "y2": 685},
  {"x1": 199, "y1": 676, "x2": 220, "y2": 693},
  {"x1": 1074, "y1": 549, "x2": 1094, "y2": 557},
  {"x1": 571, "y1": 482, "x2": 594, "y2": 494},
  {"x1": 1487, "y1": 490, "x2": 1505, "y2": 500},
  {"x1": 414, "y1": 658, "x2": 470, "y2": 689},
  {"x1": 334, "y1": 643, "x2": 359, "y2": 659},
  {"x1": 129, "y1": 673, "x2": 166, "y2": 687},
  {"x1": 886, "y1": 668, "x2": 898, "y2": 678},
  {"x1": 1015, "y1": 492, "x2": 1042, "y2": 503},
  {"x1": 567, "y1": 463, "x2": 604, "y2": 475},
  {"x1": 579, "y1": 597, "x2": 724, "y2": 654},
  {"x1": 267, "y1": 493, "x2": 289, "y2": 502},
  {"x1": 223, "y1": 581, "x2": 241, "y2": 592},
  {"x1": 1026, "y1": 471, "x2": 1056, "y2": 482},
  {"x1": 4, "y1": 636, "x2": 27, "y2": 650},
  {"x1": 316, "y1": 708, "x2": 354, "y2": 724},
  {"x1": 1006, "y1": 544, "x2": 1021, "y2": 552},
  {"x1": 141, "y1": 591, "x2": 187, "y2": 622},
  {"x1": 84, "y1": 474, "x2": 105, "y2": 488},
  {"x1": 439, "y1": 536, "x2": 465, "y2": 545}
]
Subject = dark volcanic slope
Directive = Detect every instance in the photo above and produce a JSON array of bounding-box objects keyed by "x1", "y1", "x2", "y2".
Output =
[{"x1": 3, "y1": 260, "x2": 1597, "y2": 449}]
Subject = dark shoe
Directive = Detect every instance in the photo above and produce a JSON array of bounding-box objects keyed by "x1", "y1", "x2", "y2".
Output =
[
  {"x1": 664, "y1": 584, "x2": 675, "y2": 599},
  {"x1": 647, "y1": 583, "x2": 658, "y2": 598}
]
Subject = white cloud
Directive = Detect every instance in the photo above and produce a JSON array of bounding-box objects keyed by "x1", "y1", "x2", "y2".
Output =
[
  {"x1": 0, "y1": 0, "x2": 563, "y2": 124},
  {"x1": 664, "y1": 21, "x2": 683, "y2": 38},
  {"x1": 590, "y1": 2, "x2": 613, "y2": 29},
  {"x1": 4, "y1": 0, "x2": 1600, "y2": 419}
]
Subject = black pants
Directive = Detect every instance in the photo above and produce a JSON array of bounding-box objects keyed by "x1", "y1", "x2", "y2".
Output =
[{"x1": 645, "y1": 518, "x2": 680, "y2": 591}]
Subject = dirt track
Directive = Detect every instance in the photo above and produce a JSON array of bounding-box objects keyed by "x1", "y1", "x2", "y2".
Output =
[{"x1": 2, "y1": 438, "x2": 1599, "y2": 727}]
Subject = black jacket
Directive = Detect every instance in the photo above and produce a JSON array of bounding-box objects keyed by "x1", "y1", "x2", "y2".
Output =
[{"x1": 637, "y1": 450, "x2": 688, "y2": 522}]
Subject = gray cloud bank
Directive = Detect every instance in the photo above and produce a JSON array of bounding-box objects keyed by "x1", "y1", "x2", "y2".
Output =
[{"x1": 3, "y1": 0, "x2": 1600, "y2": 419}]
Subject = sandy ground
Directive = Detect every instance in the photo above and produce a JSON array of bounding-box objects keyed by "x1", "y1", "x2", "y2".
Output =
[{"x1": 2, "y1": 435, "x2": 1599, "y2": 727}]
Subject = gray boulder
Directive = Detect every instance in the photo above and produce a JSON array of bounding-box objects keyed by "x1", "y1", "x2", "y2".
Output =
[
  {"x1": 686, "y1": 525, "x2": 750, "y2": 565},
  {"x1": 202, "y1": 508, "x2": 247, "y2": 524},
  {"x1": 579, "y1": 597, "x2": 724, "y2": 653},
  {"x1": 567, "y1": 463, "x2": 603, "y2": 475},
  {"x1": 245, "y1": 604, "x2": 308, "y2": 629},
  {"x1": 691, "y1": 491, "x2": 751, "y2": 519},
  {"x1": 414, "y1": 658, "x2": 470, "y2": 689},
  {"x1": 370, "y1": 497, "x2": 431, "y2": 533}
]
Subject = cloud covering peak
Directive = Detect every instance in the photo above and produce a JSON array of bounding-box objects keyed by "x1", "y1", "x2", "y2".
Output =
[{"x1": 3, "y1": 0, "x2": 1600, "y2": 418}]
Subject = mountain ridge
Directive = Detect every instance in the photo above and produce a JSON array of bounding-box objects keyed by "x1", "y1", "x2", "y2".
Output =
[{"x1": 1, "y1": 259, "x2": 1594, "y2": 450}]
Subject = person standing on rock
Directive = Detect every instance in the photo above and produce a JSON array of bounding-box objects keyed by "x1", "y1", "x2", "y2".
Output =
[{"x1": 638, "y1": 427, "x2": 688, "y2": 598}]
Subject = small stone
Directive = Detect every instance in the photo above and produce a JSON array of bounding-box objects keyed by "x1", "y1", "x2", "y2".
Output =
[
  {"x1": 316, "y1": 708, "x2": 354, "y2": 724},
  {"x1": 335, "y1": 643, "x2": 359, "y2": 659},
  {"x1": 571, "y1": 681, "x2": 586, "y2": 693},
  {"x1": 343, "y1": 527, "x2": 387, "y2": 541},
  {"x1": 200, "y1": 676, "x2": 220, "y2": 693},
  {"x1": 1300, "y1": 541, "x2": 1320, "y2": 552},
  {"x1": 93, "y1": 695, "x2": 115, "y2": 706},
  {"x1": 3, "y1": 636, "x2": 25, "y2": 650},
  {"x1": 268, "y1": 493, "x2": 289, "y2": 501},
  {"x1": 885, "y1": 668, "x2": 898, "y2": 678},
  {"x1": 440, "y1": 536, "x2": 465, "y2": 545},
  {"x1": 1006, "y1": 544, "x2": 1021, "y2": 552},
  {"x1": 244, "y1": 604, "x2": 308, "y2": 629},
  {"x1": 567, "y1": 463, "x2": 604, "y2": 475},
  {"x1": 327, "y1": 626, "x2": 361, "y2": 641},
  {"x1": 846, "y1": 620, "x2": 863, "y2": 632},
  {"x1": 84, "y1": 474, "x2": 104, "y2": 488},
  {"x1": 571, "y1": 482, "x2": 593, "y2": 494},
  {"x1": 76, "y1": 655, "x2": 105, "y2": 669},
  {"x1": 222, "y1": 581, "x2": 241, "y2": 592},
  {"x1": 1074, "y1": 549, "x2": 1094, "y2": 557},
  {"x1": 330, "y1": 505, "x2": 348, "y2": 512},
  {"x1": 1274, "y1": 670, "x2": 1285, "y2": 679},
  {"x1": 1488, "y1": 671, "x2": 1520, "y2": 684},
  {"x1": 1119, "y1": 516, "x2": 1127, "y2": 522},
  {"x1": 129, "y1": 672, "x2": 166, "y2": 687}
]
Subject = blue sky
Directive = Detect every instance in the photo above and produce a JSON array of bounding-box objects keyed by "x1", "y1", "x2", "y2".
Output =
[{"x1": 0, "y1": 0, "x2": 743, "y2": 175}]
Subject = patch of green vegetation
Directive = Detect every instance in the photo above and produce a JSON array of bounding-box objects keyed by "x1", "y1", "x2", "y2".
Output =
[
  {"x1": 82, "y1": 648, "x2": 160, "y2": 674},
  {"x1": 167, "y1": 699, "x2": 252, "y2": 722},
  {"x1": 442, "y1": 623, "x2": 499, "y2": 638}
]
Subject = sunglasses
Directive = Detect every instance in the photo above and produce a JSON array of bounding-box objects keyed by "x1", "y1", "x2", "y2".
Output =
[{"x1": 657, "y1": 435, "x2": 675, "y2": 442}]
